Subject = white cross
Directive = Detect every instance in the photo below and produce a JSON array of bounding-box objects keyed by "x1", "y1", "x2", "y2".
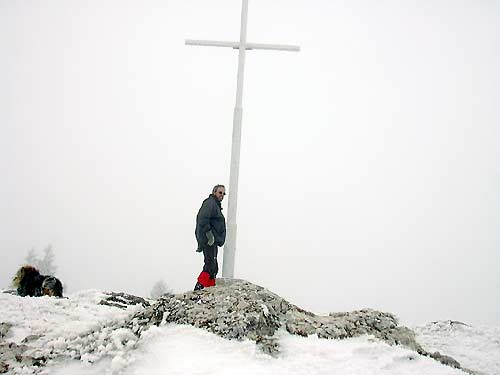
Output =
[{"x1": 186, "y1": 0, "x2": 300, "y2": 279}]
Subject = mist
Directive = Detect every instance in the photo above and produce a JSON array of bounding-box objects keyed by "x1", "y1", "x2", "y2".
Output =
[{"x1": 1, "y1": 0, "x2": 499, "y2": 326}]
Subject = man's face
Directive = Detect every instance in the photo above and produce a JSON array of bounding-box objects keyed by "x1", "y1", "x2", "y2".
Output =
[{"x1": 215, "y1": 188, "x2": 226, "y2": 201}]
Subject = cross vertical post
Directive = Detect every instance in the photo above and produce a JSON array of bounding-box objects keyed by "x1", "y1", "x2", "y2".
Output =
[
  {"x1": 186, "y1": 0, "x2": 300, "y2": 278},
  {"x1": 223, "y1": 0, "x2": 248, "y2": 278}
]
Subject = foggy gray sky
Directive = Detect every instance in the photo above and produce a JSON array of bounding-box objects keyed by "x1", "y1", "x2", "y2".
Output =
[{"x1": 1, "y1": 0, "x2": 499, "y2": 326}]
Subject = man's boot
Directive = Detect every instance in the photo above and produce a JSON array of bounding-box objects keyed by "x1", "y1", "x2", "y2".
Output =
[{"x1": 194, "y1": 282, "x2": 204, "y2": 291}]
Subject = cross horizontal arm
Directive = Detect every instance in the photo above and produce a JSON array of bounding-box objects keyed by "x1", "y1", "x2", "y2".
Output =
[{"x1": 185, "y1": 39, "x2": 300, "y2": 52}]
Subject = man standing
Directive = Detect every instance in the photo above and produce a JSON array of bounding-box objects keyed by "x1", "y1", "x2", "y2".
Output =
[{"x1": 194, "y1": 185, "x2": 227, "y2": 290}]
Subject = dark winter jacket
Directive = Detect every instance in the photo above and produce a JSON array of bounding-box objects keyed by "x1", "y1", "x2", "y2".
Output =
[{"x1": 195, "y1": 194, "x2": 226, "y2": 249}]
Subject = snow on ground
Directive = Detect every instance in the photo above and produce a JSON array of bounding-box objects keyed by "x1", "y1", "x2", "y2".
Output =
[
  {"x1": 2, "y1": 290, "x2": 140, "y2": 346},
  {"x1": 415, "y1": 321, "x2": 500, "y2": 375},
  {"x1": 49, "y1": 325, "x2": 467, "y2": 375},
  {"x1": 1, "y1": 290, "x2": 498, "y2": 375}
]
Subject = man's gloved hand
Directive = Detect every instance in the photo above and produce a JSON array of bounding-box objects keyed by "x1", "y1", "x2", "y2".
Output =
[
  {"x1": 206, "y1": 230, "x2": 215, "y2": 246},
  {"x1": 196, "y1": 247, "x2": 202, "y2": 253}
]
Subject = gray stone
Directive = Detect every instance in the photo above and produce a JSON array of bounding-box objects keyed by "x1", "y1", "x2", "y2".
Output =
[
  {"x1": 0, "y1": 361, "x2": 8, "y2": 374},
  {"x1": 430, "y1": 351, "x2": 461, "y2": 368},
  {"x1": 21, "y1": 334, "x2": 42, "y2": 343},
  {"x1": 99, "y1": 292, "x2": 151, "y2": 309},
  {"x1": 0, "y1": 341, "x2": 47, "y2": 371},
  {"x1": 0, "y1": 323, "x2": 11, "y2": 340}
]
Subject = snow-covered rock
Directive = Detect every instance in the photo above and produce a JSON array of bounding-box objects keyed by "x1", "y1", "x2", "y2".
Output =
[
  {"x1": 128, "y1": 279, "x2": 472, "y2": 373},
  {"x1": 1, "y1": 280, "x2": 495, "y2": 374},
  {"x1": 0, "y1": 290, "x2": 143, "y2": 374},
  {"x1": 415, "y1": 320, "x2": 500, "y2": 375}
]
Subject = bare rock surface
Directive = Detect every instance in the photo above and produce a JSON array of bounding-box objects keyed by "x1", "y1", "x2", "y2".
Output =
[
  {"x1": 99, "y1": 292, "x2": 152, "y2": 309},
  {"x1": 0, "y1": 323, "x2": 12, "y2": 340}
]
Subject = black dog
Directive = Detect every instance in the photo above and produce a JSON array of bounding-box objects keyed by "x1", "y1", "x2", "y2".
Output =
[{"x1": 12, "y1": 265, "x2": 64, "y2": 297}]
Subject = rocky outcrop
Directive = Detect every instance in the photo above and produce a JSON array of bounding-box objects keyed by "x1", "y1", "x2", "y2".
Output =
[
  {"x1": 129, "y1": 279, "x2": 288, "y2": 354},
  {"x1": 128, "y1": 279, "x2": 474, "y2": 373},
  {"x1": 0, "y1": 281, "x2": 476, "y2": 374}
]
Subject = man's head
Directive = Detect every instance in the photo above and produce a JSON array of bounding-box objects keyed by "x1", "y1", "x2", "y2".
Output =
[{"x1": 212, "y1": 184, "x2": 226, "y2": 202}]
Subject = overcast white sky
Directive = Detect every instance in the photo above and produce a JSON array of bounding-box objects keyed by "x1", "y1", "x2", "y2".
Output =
[{"x1": 1, "y1": 0, "x2": 499, "y2": 326}]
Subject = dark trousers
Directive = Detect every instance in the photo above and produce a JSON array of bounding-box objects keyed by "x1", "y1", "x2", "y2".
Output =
[{"x1": 202, "y1": 245, "x2": 218, "y2": 279}]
